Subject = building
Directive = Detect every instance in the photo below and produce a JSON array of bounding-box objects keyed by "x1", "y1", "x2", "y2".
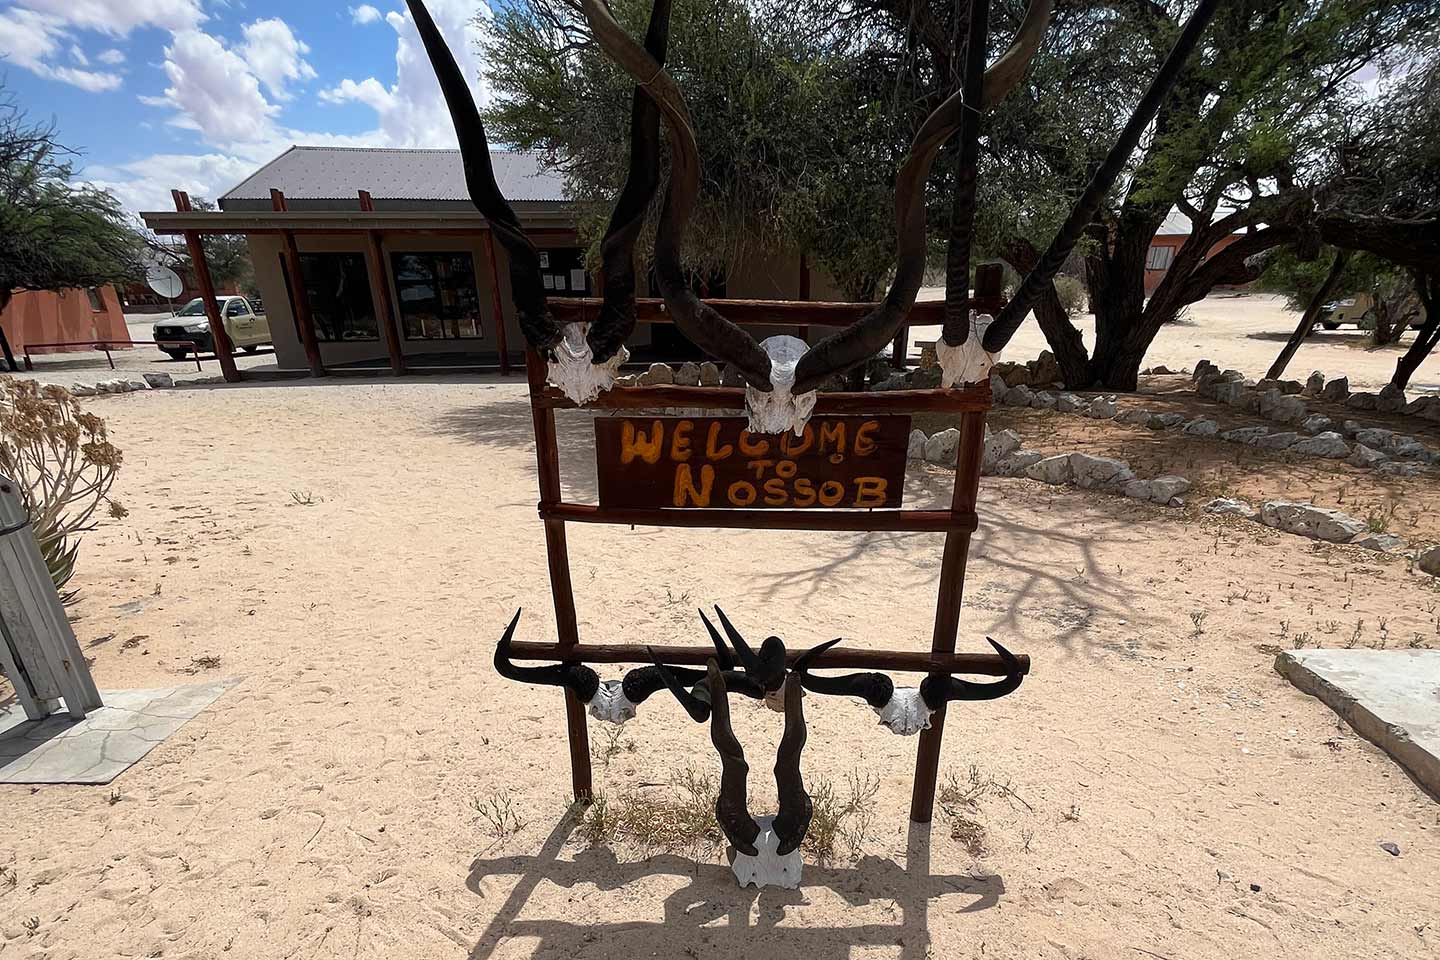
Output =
[
  {"x1": 0, "y1": 286, "x2": 131, "y2": 362},
  {"x1": 141, "y1": 146, "x2": 849, "y2": 378},
  {"x1": 1144, "y1": 209, "x2": 1245, "y2": 295}
]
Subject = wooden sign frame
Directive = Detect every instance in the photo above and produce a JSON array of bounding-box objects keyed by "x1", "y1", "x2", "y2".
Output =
[{"x1": 518, "y1": 265, "x2": 1027, "y2": 824}]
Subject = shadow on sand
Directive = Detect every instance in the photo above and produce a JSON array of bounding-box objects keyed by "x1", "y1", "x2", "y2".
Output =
[{"x1": 464, "y1": 809, "x2": 1001, "y2": 960}]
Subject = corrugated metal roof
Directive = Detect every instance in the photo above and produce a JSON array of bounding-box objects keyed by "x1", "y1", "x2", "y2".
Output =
[{"x1": 219, "y1": 146, "x2": 568, "y2": 207}]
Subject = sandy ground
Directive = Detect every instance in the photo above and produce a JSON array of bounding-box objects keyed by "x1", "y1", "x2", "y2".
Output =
[
  {"x1": 2, "y1": 379, "x2": 1439, "y2": 959},
  {"x1": 912, "y1": 291, "x2": 1440, "y2": 395}
]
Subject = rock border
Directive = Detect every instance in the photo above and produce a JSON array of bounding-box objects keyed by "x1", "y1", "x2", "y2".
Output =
[{"x1": 1204, "y1": 495, "x2": 1439, "y2": 575}]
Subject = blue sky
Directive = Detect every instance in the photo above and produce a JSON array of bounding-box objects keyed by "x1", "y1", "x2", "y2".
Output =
[{"x1": 0, "y1": 0, "x2": 492, "y2": 212}]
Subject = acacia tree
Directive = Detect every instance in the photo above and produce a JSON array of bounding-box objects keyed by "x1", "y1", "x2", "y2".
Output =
[
  {"x1": 0, "y1": 92, "x2": 142, "y2": 369},
  {"x1": 482, "y1": 0, "x2": 914, "y2": 300},
  {"x1": 144, "y1": 198, "x2": 257, "y2": 296}
]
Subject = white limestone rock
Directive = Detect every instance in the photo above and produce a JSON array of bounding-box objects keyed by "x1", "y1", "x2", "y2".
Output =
[
  {"x1": 1182, "y1": 418, "x2": 1220, "y2": 437},
  {"x1": 1319, "y1": 377, "x2": 1350, "y2": 402},
  {"x1": 1355, "y1": 427, "x2": 1394, "y2": 448},
  {"x1": 1086, "y1": 397, "x2": 1119, "y2": 419},
  {"x1": 1205, "y1": 497, "x2": 1259, "y2": 520},
  {"x1": 1289, "y1": 432, "x2": 1349, "y2": 459},
  {"x1": 1259, "y1": 390, "x2": 1307, "y2": 423},
  {"x1": 1056, "y1": 393, "x2": 1084, "y2": 413},
  {"x1": 1348, "y1": 444, "x2": 1388, "y2": 468},
  {"x1": 1303, "y1": 371, "x2": 1325, "y2": 397},
  {"x1": 142, "y1": 372, "x2": 174, "y2": 389},
  {"x1": 639, "y1": 362, "x2": 675, "y2": 386},
  {"x1": 1349, "y1": 532, "x2": 1407, "y2": 553},
  {"x1": 1418, "y1": 545, "x2": 1440, "y2": 578},
  {"x1": 1003, "y1": 384, "x2": 1035, "y2": 407},
  {"x1": 1149, "y1": 413, "x2": 1185, "y2": 429},
  {"x1": 1148, "y1": 475, "x2": 1193, "y2": 504},
  {"x1": 70, "y1": 383, "x2": 98, "y2": 397},
  {"x1": 1299, "y1": 414, "x2": 1333, "y2": 434},
  {"x1": 1069, "y1": 454, "x2": 1135, "y2": 491},
  {"x1": 699, "y1": 361, "x2": 722, "y2": 386},
  {"x1": 1259, "y1": 501, "x2": 1367, "y2": 543},
  {"x1": 994, "y1": 451, "x2": 1044, "y2": 477},
  {"x1": 1116, "y1": 408, "x2": 1154, "y2": 427},
  {"x1": 1257, "y1": 432, "x2": 1300, "y2": 450},
  {"x1": 907, "y1": 429, "x2": 928, "y2": 460},
  {"x1": 1345, "y1": 392, "x2": 1378, "y2": 411},
  {"x1": 674, "y1": 361, "x2": 702, "y2": 387},
  {"x1": 1221, "y1": 426, "x2": 1271, "y2": 445},
  {"x1": 1024, "y1": 455, "x2": 1074, "y2": 486},
  {"x1": 1376, "y1": 384, "x2": 1407, "y2": 413},
  {"x1": 1030, "y1": 391, "x2": 1058, "y2": 411},
  {"x1": 923, "y1": 428, "x2": 962, "y2": 465}
]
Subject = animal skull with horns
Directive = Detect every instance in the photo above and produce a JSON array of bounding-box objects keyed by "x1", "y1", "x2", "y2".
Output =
[{"x1": 405, "y1": 0, "x2": 1054, "y2": 432}]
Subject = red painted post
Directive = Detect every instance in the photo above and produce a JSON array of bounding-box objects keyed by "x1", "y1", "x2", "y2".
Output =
[
  {"x1": 483, "y1": 231, "x2": 511, "y2": 376},
  {"x1": 174, "y1": 190, "x2": 240, "y2": 383}
]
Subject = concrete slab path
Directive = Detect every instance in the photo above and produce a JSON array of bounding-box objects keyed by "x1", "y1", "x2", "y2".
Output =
[
  {"x1": 0, "y1": 679, "x2": 237, "y2": 784},
  {"x1": 1276, "y1": 649, "x2": 1440, "y2": 798}
]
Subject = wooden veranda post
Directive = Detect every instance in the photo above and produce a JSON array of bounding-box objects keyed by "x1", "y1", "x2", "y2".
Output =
[
  {"x1": 272, "y1": 190, "x2": 327, "y2": 378},
  {"x1": 172, "y1": 190, "x2": 240, "y2": 383},
  {"x1": 359, "y1": 191, "x2": 406, "y2": 376},
  {"x1": 483, "y1": 231, "x2": 512, "y2": 376}
]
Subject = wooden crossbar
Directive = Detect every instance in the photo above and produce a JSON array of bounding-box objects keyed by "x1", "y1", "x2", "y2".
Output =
[
  {"x1": 506, "y1": 641, "x2": 1029, "y2": 676},
  {"x1": 539, "y1": 503, "x2": 978, "y2": 533},
  {"x1": 548, "y1": 296, "x2": 1005, "y2": 327},
  {"x1": 535, "y1": 383, "x2": 990, "y2": 413}
]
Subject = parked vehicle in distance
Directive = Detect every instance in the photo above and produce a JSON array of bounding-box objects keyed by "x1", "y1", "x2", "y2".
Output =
[
  {"x1": 1319, "y1": 292, "x2": 1425, "y2": 331},
  {"x1": 153, "y1": 296, "x2": 271, "y2": 359}
]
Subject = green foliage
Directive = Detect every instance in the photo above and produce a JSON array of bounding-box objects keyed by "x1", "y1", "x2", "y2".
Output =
[
  {"x1": 483, "y1": 0, "x2": 911, "y2": 300},
  {"x1": 0, "y1": 88, "x2": 143, "y2": 307},
  {"x1": 1257, "y1": 247, "x2": 1377, "y2": 311},
  {"x1": 149, "y1": 198, "x2": 257, "y2": 295}
]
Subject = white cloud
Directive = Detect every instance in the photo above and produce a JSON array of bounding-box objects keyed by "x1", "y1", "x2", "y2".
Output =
[
  {"x1": 0, "y1": 7, "x2": 123, "y2": 91},
  {"x1": 350, "y1": 5, "x2": 383, "y2": 26},
  {"x1": 87, "y1": 152, "x2": 262, "y2": 213},
  {"x1": 239, "y1": 18, "x2": 317, "y2": 100},
  {"x1": 97, "y1": 48, "x2": 126, "y2": 65},
  {"x1": 68, "y1": 43, "x2": 88, "y2": 65},
  {"x1": 160, "y1": 28, "x2": 280, "y2": 143},
  {"x1": 322, "y1": 0, "x2": 492, "y2": 148},
  {"x1": 14, "y1": 0, "x2": 204, "y2": 37}
]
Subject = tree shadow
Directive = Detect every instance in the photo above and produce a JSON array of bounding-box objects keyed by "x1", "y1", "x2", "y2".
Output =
[{"x1": 465, "y1": 810, "x2": 1000, "y2": 960}]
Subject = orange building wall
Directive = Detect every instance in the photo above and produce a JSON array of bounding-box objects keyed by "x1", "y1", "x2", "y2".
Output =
[
  {"x1": 1144, "y1": 233, "x2": 1244, "y2": 295},
  {"x1": 1, "y1": 286, "x2": 132, "y2": 355}
]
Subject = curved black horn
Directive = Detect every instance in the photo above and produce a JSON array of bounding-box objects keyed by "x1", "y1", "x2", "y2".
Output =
[
  {"x1": 589, "y1": 0, "x2": 674, "y2": 363},
  {"x1": 647, "y1": 648, "x2": 713, "y2": 722},
  {"x1": 706, "y1": 661, "x2": 762, "y2": 855},
  {"x1": 698, "y1": 608, "x2": 736, "y2": 670},
  {"x1": 790, "y1": 84, "x2": 967, "y2": 393},
  {"x1": 713, "y1": 607, "x2": 785, "y2": 692},
  {"x1": 580, "y1": 0, "x2": 774, "y2": 390},
  {"x1": 794, "y1": 638, "x2": 896, "y2": 708},
  {"x1": 407, "y1": 0, "x2": 559, "y2": 354},
  {"x1": 494, "y1": 609, "x2": 601, "y2": 701},
  {"x1": 919, "y1": 638, "x2": 1025, "y2": 708},
  {"x1": 772, "y1": 673, "x2": 814, "y2": 856},
  {"x1": 982, "y1": 0, "x2": 1222, "y2": 353},
  {"x1": 621, "y1": 663, "x2": 706, "y2": 705},
  {"x1": 980, "y1": 0, "x2": 1054, "y2": 110}
]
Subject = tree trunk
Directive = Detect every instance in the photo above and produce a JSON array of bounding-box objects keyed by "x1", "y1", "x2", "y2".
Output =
[
  {"x1": 1000, "y1": 240, "x2": 1092, "y2": 387},
  {"x1": 1391, "y1": 272, "x2": 1439, "y2": 391},
  {"x1": 1266, "y1": 249, "x2": 1352, "y2": 380},
  {"x1": 0, "y1": 290, "x2": 17, "y2": 372},
  {"x1": 1083, "y1": 215, "x2": 1155, "y2": 391}
]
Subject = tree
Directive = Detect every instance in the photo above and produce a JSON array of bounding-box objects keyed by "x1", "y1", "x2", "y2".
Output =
[
  {"x1": 144, "y1": 199, "x2": 257, "y2": 296},
  {"x1": 483, "y1": 0, "x2": 916, "y2": 300},
  {"x1": 0, "y1": 90, "x2": 143, "y2": 369},
  {"x1": 1259, "y1": 245, "x2": 1352, "y2": 379}
]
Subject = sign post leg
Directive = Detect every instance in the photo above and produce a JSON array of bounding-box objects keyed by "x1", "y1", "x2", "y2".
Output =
[
  {"x1": 527, "y1": 351, "x2": 593, "y2": 802},
  {"x1": 910, "y1": 409, "x2": 987, "y2": 823}
]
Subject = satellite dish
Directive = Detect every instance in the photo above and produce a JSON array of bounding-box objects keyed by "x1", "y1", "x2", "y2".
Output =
[{"x1": 146, "y1": 265, "x2": 184, "y2": 299}]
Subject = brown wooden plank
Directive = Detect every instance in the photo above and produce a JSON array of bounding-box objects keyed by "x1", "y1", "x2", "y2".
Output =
[
  {"x1": 505, "y1": 641, "x2": 1029, "y2": 677},
  {"x1": 910, "y1": 408, "x2": 989, "y2": 823},
  {"x1": 526, "y1": 352, "x2": 592, "y2": 801},
  {"x1": 547, "y1": 297, "x2": 1005, "y2": 327},
  {"x1": 594, "y1": 416, "x2": 910, "y2": 511},
  {"x1": 536, "y1": 383, "x2": 991, "y2": 413},
  {"x1": 540, "y1": 502, "x2": 976, "y2": 533}
]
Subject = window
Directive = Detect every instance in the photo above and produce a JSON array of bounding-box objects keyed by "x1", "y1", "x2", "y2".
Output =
[
  {"x1": 297, "y1": 253, "x2": 378, "y2": 342},
  {"x1": 1146, "y1": 245, "x2": 1176, "y2": 271},
  {"x1": 537, "y1": 248, "x2": 592, "y2": 299},
  {"x1": 392, "y1": 252, "x2": 483, "y2": 339},
  {"x1": 85, "y1": 287, "x2": 104, "y2": 312},
  {"x1": 225, "y1": 298, "x2": 249, "y2": 318}
]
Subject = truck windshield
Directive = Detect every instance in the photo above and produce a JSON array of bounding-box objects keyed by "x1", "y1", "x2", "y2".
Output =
[{"x1": 175, "y1": 299, "x2": 208, "y2": 317}]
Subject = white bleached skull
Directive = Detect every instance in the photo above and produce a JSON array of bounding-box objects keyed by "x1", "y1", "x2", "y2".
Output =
[
  {"x1": 587, "y1": 680, "x2": 638, "y2": 725},
  {"x1": 548, "y1": 323, "x2": 629, "y2": 405},
  {"x1": 936, "y1": 314, "x2": 1000, "y2": 388},
  {"x1": 874, "y1": 687, "x2": 934, "y2": 736},
  {"x1": 729, "y1": 815, "x2": 803, "y2": 889},
  {"x1": 745, "y1": 335, "x2": 817, "y2": 437}
]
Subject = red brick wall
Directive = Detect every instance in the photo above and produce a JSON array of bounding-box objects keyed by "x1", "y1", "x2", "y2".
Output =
[{"x1": 1144, "y1": 233, "x2": 1244, "y2": 295}]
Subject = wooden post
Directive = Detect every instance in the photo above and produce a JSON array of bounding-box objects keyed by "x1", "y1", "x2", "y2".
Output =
[
  {"x1": 483, "y1": 231, "x2": 511, "y2": 376},
  {"x1": 526, "y1": 350, "x2": 591, "y2": 801},
  {"x1": 909, "y1": 408, "x2": 988, "y2": 823},
  {"x1": 360, "y1": 192, "x2": 405, "y2": 376},
  {"x1": 797, "y1": 253, "x2": 811, "y2": 343},
  {"x1": 173, "y1": 190, "x2": 240, "y2": 383},
  {"x1": 272, "y1": 190, "x2": 326, "y2": 377}
]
